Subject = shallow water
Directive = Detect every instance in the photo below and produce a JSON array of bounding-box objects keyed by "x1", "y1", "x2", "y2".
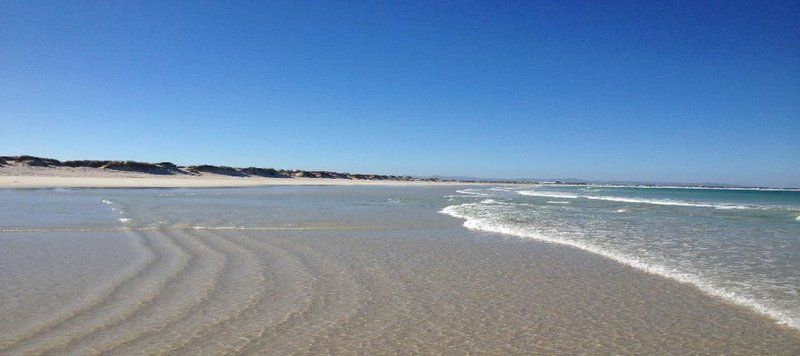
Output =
[
  {"x1": 1, "y1": 186, "x2": 799, "y2": 354},
  {"x1": 443, "y1": 185, "x2": 800, "y2": 330}
]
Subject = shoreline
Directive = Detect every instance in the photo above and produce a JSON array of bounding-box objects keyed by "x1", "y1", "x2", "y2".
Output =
[
  {"x1": 0, "y1": 166, "x2": 493, "y2": 188},
  {"x1": 0, "y1": 175, "x2": 483, "y2": 189},
  {"x1": 1, "y1": 185, "x2": 799, "y2": 352},
  {"x1": 6, "y1": 226, "x2": 800, "y2": 352},
  {"x1": 442, "y1": 205, "x2": 800, "y2": 332},
  {"x1": 0, "y1": 155, "x2": 525, "y2": 189}
]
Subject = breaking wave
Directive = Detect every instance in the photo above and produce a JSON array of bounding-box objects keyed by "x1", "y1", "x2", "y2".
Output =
[
  {"x1": 518, "y1": 190, "x2": 781, "y2": 210},
  {"x1": 518, "y1": 191, "x2": 579, "y2": 199},
  {"x1": 440, "y1": 201, "x2": 800, "y2": 331}
]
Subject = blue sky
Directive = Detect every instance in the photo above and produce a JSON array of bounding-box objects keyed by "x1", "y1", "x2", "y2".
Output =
[{"x1": 1, "y1": 1, "x2": 798, "y2": 186}]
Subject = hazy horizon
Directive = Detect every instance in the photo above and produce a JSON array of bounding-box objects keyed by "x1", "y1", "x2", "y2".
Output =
[{"x1": 2, "y1": 1, "x2": 798, "y2": 187}]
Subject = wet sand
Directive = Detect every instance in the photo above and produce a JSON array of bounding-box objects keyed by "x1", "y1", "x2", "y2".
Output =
[
  {"x1": 1, "y1": 187, "x2": 798, "y2": 354},
  {"x1": 3, "y1": 231, "x2": 800, "y2": 354}
]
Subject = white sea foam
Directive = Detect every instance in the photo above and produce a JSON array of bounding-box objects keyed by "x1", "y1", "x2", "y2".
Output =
[
  {"x1": 439, "y1": 202, "x2": 800, "y2": 331},
  {"x1": 616, "y1": 208, "x2": 628, "y2": 213},
  {"x1": 796, "y1": 215, "x2": 800, "y2": 221},
  {"x1": 519, "y1": 190, "x2": 768, "y2": 210},
  {"x1": 584, "y1": 195, "x2": 755, "y2": 209},
  {"x1": 118, "y1": 218, "x2": 131, "y2": 223},
  {"x1": 547, "y1": 201, "x2": 571, "y2": 204},
  {"x1": 479, "y1": 199, "x2": 538, "y2": 207},
  {"x1": 487, "y1": 186, "x2": 520, "y2": 192},
  {"x1": 518, "y1": 191, "x2": 580, "y2": 199},
  {"x1": 455, "y1": 189, "x2": 489, "y2": 196},
  {"x1": 590, "y1": 184, "x2": 800, "y2": 192}
]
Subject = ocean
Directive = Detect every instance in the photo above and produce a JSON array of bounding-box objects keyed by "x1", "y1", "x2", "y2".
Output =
[{"x1": 442, "y1": 185, "x2": 800, "y2": 330}]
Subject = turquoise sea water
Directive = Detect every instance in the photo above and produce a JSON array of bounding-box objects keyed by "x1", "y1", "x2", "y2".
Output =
[{"x1": 442, "y1": 185, "x2": 800, "y2": 330}]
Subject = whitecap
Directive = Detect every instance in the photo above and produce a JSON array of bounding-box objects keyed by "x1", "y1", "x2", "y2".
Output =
[
  {"x1": 455, "y1": 189, "x2": 489, "y2": 196},
  {"x1": 591, "y1": 184, "x2": 800, "y2": 192},
  {"x1": 439, "y1": 203, "x2": 800, "y2": 331},
  {"x1": 518, "y1": 191, "x2": 579, "y2": 199},
  {"x1": 583, "y1": 195, "x2": 753, "y2": 209},
  {"x1": 487, "y1": 186, "x2": 520, "y2": 192},
  {"x1": 518, "y1": 191, "x2": 777, "y2": 210},
  {"x1": 481, "y1": 199, "x2": 501, "y2": 204}
]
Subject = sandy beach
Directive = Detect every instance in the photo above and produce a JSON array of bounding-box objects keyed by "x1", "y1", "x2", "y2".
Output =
[
  {"x1": 1, "y1": 185, "x2": 799, "y2": 354},
  {"x1": 5, "y1": 0, "x2": 797, "y2": 353},
  {"x1": 0, "y1": 166, "x2": 479, "y2": 189}
]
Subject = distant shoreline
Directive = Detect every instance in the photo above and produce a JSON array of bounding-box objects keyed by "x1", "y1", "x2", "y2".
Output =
[
  {"x1": 2, "y1": 155, "x2": 796, "y2": 190},
  {"x1": 0, "y1": 174, "x2": 488, "y2": 189},
  {"x1": 0, "y1": 155, "x2": 535, "y2": 188},
  {"x1": 0, "y1": 166, "x2": 493, "y2": 189}
]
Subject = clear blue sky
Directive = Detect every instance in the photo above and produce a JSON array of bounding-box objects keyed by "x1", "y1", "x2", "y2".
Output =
[{"x1": 1, "y1": 1, "x2": 798, "y2": 186}]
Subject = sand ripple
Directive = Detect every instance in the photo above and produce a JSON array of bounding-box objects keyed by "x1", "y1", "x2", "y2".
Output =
[{"x1": 2, "y1": 227, "x2": 800, "y2": 354}]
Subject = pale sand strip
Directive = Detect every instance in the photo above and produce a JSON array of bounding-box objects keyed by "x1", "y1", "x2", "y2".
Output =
[
  {"x1": 0, "y1": 175, "x2": 479, "y2": 189},
  {"x1": 0, "y1": 166, "x2": 489, "y2": 188}
]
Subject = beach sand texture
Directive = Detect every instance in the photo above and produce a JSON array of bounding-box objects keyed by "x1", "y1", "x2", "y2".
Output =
[
  {"x1": 0, "y1": 165, "x2": 476, "y2": 188},
  {"x1": 1, "y1": 186, "x2": 798, "y2": 354}
]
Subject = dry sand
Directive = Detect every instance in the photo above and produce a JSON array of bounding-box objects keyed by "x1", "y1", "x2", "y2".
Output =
[{"x1": 0, "y1": 166, "x2": 479, "y2": 188}]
